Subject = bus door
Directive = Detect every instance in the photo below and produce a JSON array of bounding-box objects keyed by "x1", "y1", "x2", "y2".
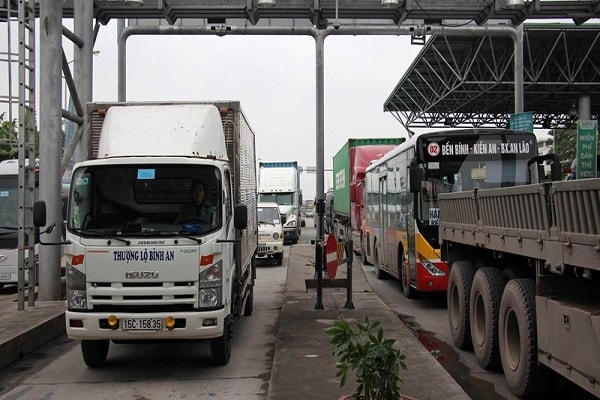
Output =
[
  {"x1": 405, "y1": 171, "x2": 417, "y2": 283},
  {"x1": 377, "y1": 172, "x2": 388, "y2": 269}
]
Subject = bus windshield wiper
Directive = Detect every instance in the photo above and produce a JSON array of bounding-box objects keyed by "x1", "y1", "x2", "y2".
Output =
[{"x1": 71, "y1": 228, "x2": 131, "y2": 245}]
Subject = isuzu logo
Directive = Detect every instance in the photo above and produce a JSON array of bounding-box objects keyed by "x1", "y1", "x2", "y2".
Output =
[{"x1": 126, "y1": 271, "x2": 159, "y2": 279}]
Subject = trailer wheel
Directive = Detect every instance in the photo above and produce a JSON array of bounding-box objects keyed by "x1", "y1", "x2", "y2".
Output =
[
  {"x1": 499, "y1": 279, "x2": 548, "y2": 397},
  {"x1": 81, "y1": 340, "x2": 109, "y2": 368},
  {"x1": 470, "y1": 267, "x2": 504, "y2": 370},
  {"x1": 447, "y1": 261, "x2": 474, "y2": 349},
  {"x1": 211, "y1": 316, "x2": 233, "y2": 366}
]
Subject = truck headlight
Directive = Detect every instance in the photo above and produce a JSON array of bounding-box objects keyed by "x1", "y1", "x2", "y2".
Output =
[
  {"x1": 199, "y1": 261, "x2": 222, "y2": 308},
  {"x1": 273, "y1": 232, "x2": 280, "y2": 240},
  {"x1": 67, "y1": 263, "x2": 87, "y2": 310}
]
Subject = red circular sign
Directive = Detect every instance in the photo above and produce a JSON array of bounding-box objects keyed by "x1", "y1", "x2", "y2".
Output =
[{"x1": 427, "y1": 142, "x2": 440, "y2": 156}]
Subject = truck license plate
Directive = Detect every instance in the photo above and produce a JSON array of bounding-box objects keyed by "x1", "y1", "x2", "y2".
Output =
[
  {"x1": 0, "y1": 273, "x2": 11, "y2": 281},
  {"x1": 122, "y1": 318, "x2": 162, "y2": 331}
]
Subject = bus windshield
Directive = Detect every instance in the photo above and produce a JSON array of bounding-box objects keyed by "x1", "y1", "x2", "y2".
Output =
[{"x1": 416, "y1": 131, "x2": 536, "y2": 226}]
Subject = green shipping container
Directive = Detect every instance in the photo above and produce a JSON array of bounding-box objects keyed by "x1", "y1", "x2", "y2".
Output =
[{"x1": 332, "y1": 138, "x2": 404, "y2": 218}]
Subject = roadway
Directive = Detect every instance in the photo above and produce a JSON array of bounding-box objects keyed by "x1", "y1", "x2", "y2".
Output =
[{"x1": 0, "y1": 219, "x2": 596, "y2": 399}]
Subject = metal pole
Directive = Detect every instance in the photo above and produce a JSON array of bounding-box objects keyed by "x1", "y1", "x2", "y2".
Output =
[
  {"x1": 514, "y1": 24, "x2": 524, "y2": 113},
  {"x1": 38, "y1": 0, "x2": 63, "y2": 301},
  {"x1": 314, "y1": 30, "x2": 325, "y2": 310},
  {"x1": 73, "y1": 1, "x2": 94, "y2": 164},
  {"x1": 344, "y1": 239, "x2": 354, "y2": 309},
  {"x1": 117, "y1": 19, "x2": 126, "y2": 102}
]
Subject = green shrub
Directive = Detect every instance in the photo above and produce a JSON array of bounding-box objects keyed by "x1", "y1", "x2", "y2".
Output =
[{"x1": 326, "y1": 317, "x2": 407, "y2": 400}]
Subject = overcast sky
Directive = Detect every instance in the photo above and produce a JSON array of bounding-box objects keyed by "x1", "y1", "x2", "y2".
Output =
[{"x1": 89, "y1": 21, "x2": 423, "y2": 199}]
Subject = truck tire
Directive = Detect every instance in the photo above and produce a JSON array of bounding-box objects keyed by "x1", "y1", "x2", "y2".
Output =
[
  {"x1": 499, "y1": 279, "x2": 548, "y2": 397},
  {"x1": 447, "y1": 261, "x2": 474, "y2": 349},
  {"x1": 244, "y1": 285, "x2": 254, "y2": 316},
  {"x1": 470, "y1": 267, "x2": 503, "y2": 370},
  {"x1": 81, "y1": 340, "x2": 109, "y2": 368},
  {"x1": 211, "y1": 316, "x2": 233, "y2": 366},
  {"x1": 276, "y1": 252, "x2": 283, "y2": 266}
]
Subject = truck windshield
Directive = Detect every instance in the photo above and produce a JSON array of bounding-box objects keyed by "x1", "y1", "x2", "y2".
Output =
[
  {"x1": 68, "y1": 164, "x2": 222, "y2": 237},
  {"x1": 259, "y1": 193, "x2": 293, "y2": 205}
]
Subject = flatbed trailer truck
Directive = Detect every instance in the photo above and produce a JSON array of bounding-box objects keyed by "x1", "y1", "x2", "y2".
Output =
[{"x1": 440, "y1": 176, "x2": 600, "y2": 398}]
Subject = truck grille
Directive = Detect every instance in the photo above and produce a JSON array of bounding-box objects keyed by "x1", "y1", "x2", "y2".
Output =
[{"x1": 88, "y1": 281, "x2": 198, "y2": 308}]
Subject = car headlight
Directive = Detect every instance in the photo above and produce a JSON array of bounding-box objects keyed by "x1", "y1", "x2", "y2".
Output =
[{"x1": 67, "y1": 263, "x2": 87, "y2": 310}]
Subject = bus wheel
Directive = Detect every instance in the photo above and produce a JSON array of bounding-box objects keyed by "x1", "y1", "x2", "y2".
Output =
[
  {"x1": 401, "y1": 256, "x2": 418, "y2": 299},
  {"x1": 374, "y1": 246, "x2": 387, "y2": 280},
  {"x1": 81, "y1": 340, "x2": 109, "y2": 368},
  {"x1": 499, "y1": 279, "x2": 548, "y2": 397},
  {"x1": 447, "y1": 261, "x2": 474, "y2": 349},
  {"x1": 470, "y1": 267, "x2": 504, "y2": 370}
]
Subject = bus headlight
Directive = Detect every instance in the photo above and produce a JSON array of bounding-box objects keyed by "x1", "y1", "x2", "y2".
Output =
[
  {"x1": 421, "y1": 258, "x2": 446, "y2": 276},
  {"x1": 66, "y1": 263, "x2": 87, "y2": 310}
]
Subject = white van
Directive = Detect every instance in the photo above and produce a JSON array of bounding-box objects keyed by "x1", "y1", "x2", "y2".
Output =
[{"x1": 256, "y1": 202, "x2": 284, "y2": 265}]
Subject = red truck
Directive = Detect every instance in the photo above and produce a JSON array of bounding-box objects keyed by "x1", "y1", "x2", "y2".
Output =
[{"x1": 331, "y1": 138, "x2": 404, "y2": 255}]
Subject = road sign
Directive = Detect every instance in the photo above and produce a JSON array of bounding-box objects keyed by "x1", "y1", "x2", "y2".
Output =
[
  {"x1": 325, "y1": 234, "x2": 339, "y2": 281},
  {"x1": 509, "y1": 111, "x2": 534, "y2": 132},
  {"x1": 576, "y1": 120, "x2": 598, "y2": 179}
]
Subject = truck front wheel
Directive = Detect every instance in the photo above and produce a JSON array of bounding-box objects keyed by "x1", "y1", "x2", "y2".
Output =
[
  {"x1": 276, "y1": 252, "x2": 283, "y2": 266},
  {"x1": 499, "y1": 279, "x2": 548, "y2": 397},
  {"x1": 447, "y1": 261, "x2": 474, "y2": 349},
  {"x1": 81, "y1": 340, "x2": 109, "y2": 368},
  {"x1": 470, "y1": 267, "x2": 504, "y2": 370},
  {"x1": 211, "y1": 316, "x2": 233, "y2": 366}
]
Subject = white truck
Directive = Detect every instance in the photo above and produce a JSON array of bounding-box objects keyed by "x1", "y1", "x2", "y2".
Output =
[
  {"x1": 34, "y1": 101, "x2": 257, "y2": 367},
  {"x1": 0, "y1": 159, "x2": 38, "y2": 290},
  {"x1": 257, "y1": 161, "x2": 301, "y2": 244},
  {"x1": 255, "y1": 202, "x2": 284, "y2": 265}
]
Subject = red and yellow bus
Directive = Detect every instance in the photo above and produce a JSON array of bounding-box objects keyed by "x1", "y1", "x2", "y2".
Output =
[{"x1": 364, "y1": 128, "x2": 539, "y2": 298}]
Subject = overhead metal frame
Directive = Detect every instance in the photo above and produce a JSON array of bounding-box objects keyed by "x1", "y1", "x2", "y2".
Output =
[
  {"x1": 384, "y1": 24, "x2": 600, "y2": 130},
  {"x1": 1, "y1": 0, "x2": 599, "y2": 301}
]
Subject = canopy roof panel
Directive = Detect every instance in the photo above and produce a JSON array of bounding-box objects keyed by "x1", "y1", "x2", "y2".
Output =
[{"x1": 384, "y1": 24, "x2": 600, "y2": 130}]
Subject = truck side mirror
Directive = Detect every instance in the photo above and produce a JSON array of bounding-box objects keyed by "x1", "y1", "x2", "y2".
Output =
[
  {"x1": 234, "y1": 204, "x2": 248, "y2": 229},
  {"x1": 409, "y1": 163, "x2": 424, "y2": 193},
  {"x1": 33, "y1": 200, "x2": 47, "y2": 227}
]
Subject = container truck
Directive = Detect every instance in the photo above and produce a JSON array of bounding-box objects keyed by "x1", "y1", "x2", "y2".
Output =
[
  {"x1": 34, "y1": 101, "x2": 257, "y2": 367},
  {"x1": 332, "y1": 138, "x2": 403, "y2": 255},
  {"x1": 437, "y1": 143, "x2": 600, "y2": 397},
  {"x1": 257, "y1": 161, "x2": 301, "y2": 244}
]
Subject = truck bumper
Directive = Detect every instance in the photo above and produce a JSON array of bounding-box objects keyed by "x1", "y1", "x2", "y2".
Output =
[
  {"x1": 256, "y1": 241, "x2": 284, "y2": 258},
  {"x1": 66, "y1": 308, "x2": 227, "y2": 340}
]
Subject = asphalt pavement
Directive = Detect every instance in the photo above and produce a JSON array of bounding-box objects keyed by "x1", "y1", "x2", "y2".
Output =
[{"x1": 0, "y1": 244, "x2": 470, "y2": 400}]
